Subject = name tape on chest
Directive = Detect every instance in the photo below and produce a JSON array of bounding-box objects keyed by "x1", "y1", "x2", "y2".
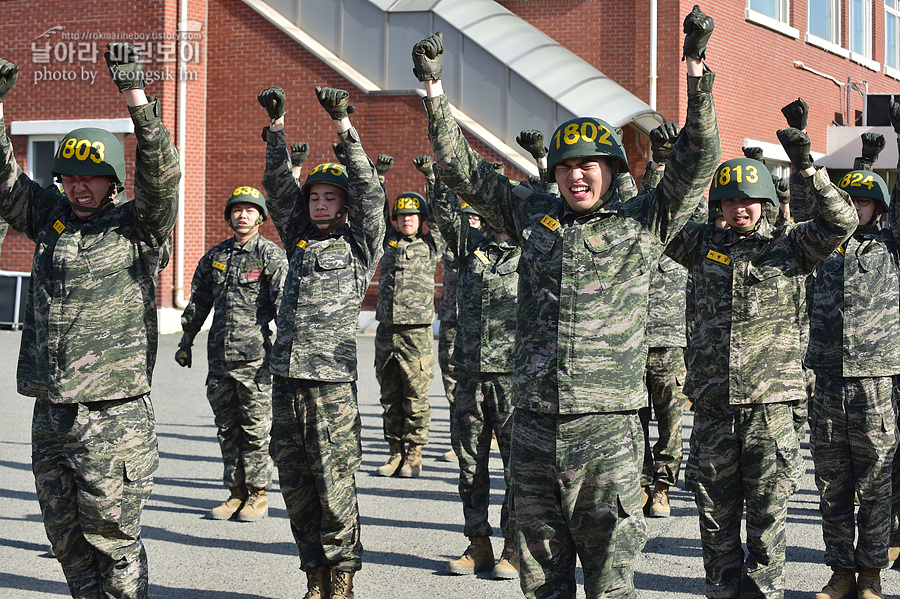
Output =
[
  {"x1": 705, "y1": 250, "x2": 731, "y2": 266},
  {"x1": 52, "y1": 220, "x2": 65, "y2": 234},
  {"x1": 389, "y1": 240, "x2": 399, "y2": 248},
  {"x1": 540, "y1": 215, "x2": 559, "y2": 231},
  {"x1": 296, "y1": 240, "x2": 308, "y2": 250},
  {"x1": 212, "y1": 260, "x2": 227, "y2": 271},
  {"x1": 473, "y1": 249, "x2": 490, "y2": 265}
]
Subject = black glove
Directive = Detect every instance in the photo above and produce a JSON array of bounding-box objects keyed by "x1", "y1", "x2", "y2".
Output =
[
  {"x1": 315, "y1": 86, "x2": 355, "y2": 120},
  {"x1": 258, "y1": 86, "x2": 286, "y2": 120},
  {"x1": 649, "y1": 122, "x2": 680, "y2": 165},
  {"x1": 332, "y1": 142, "x2": 348, "y2": 166},
  {"x1": 412, "y1": 32, "x2": 444, "y2": 81},
  {"x1": 0, "y1": 59, "x2": 19, "y2": 102},
  {"x1": 376, "y1": 154, "x2": 394, "y2": 176},
  {"x1": 742, "y1": 146, "x2": 764, "y2": 163},
  {"x1": 290, "y1": 142, "x2": 309, "y2": 168},
  {"x1": 889, "y1": 99, "x2": 900, "y2": 134},
  {"x1": 528, "y1": 174, "x2": 542, "y2": 188},
  {"x1": 781, "y1": 97, "x2": 808, "y2": 130},
  {"x1": 860, "y1": 132, "x2": 886, "y2": 163},
  {"x1": 174, "y1": 346, "x2": 191, "y2": 368},
  {"x1": 516, "y1": 130, "x2": 547, "y2": 160},
  {"x1": 682, "y1": 6, "x2": 714, "y2": 61},
  {"x1": 773, "y1": 176, "x2": 790, "y2": 204},
  {"x1": 104, "y1": 43, "x2": 145, "y2": 93},
  {"x1": 777, "y1": 127, "x2": 814, "y2": 171},
  {"x1": 412, "y1": 155, "x2": 434, "y2": 175}
]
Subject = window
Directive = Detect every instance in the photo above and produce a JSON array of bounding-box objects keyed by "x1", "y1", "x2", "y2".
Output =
[
  {"x1": 750, "y1": 0, "x2": 790, "y2": 22},
  {"x1": 28, "y1": 138, "x2": 58, "y2": 188},
  {"x1": 849, "y1": 0, "x2": 872, "y2": 56},
  {"x1": 809, "y1": 0, "x2": 840, "y2": 43},
  {"x1": 888, "y1": 0, "x2": 900, "y2": 69}
]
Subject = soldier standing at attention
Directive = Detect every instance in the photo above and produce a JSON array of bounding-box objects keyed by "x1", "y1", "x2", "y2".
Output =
[
  {"x1": 413, "y1": 5, "x2": 720, "y2": 597},
  {"x1": 0, "y1": 44, "x2": 179, "y2": 598},
  {"x1": 175, "y1": 186, "x2": 287, "y2": 522},
  {"x1": 374, "y1": 190, "x2": 445, "y2": 478},
  {"x1": 665, "y1": 126, "x2": 857, "y2": 598},
  {"x1": 258, "y1": 85, "x2": 385, "y2": 599},
  {"x1": 802, "y1": 107, "x2": 900, "y2": 599}
]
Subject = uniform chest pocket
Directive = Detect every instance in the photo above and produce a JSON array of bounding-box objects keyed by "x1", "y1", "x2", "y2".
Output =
[
  {"x1": 495, "y1": 254, "x2": 520, "y2": 276},
  {"x1": 83, "y1": 239, "x2": 139, "y2": 281},
  {"x1": 523, "y1": 224, "x2": 558, "y2": 256},
  {"x1": 315, "y1": 243, "x2": 354, "y2": 297},
  {"x1": 585, "y1": 231, "x2": 646, "y2": 289},
  {"x1": 239, "y1": 261, "x2": 265, "y2": 285},
  {"x1": 745, "y1": 263, "x2": 786, "y2": 314},
  {"x1": 317, "y1": 246, "x2": 351, "y2": 271},
  {"x1": 856, "y1": 243, "x2": 890, "y2": 273}
]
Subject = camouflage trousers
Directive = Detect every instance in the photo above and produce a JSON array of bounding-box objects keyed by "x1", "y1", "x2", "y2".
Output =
[
  {"x1": 809, "y1": 373, "x2": 897, "y2": 569},
  {"x1": 270, "y1": 377, "x2": 363, "y2": 572},
  {"x1": 438, "y1": 321, "x2": 458, "y2": 443},
  {"x1": 452, "y1": 370, "x2": 513, "y2": 538},
  {"x1": 891, "y1": 376, "x2": 900, "y2": 548},
  {"x1": 375, "y1": 323, "x2": 434, "y2": 445},
  {"x1": 511, "y1": 409, "x2": 647, "y2": 599},
  {"x1": 207, "y1": 358, "x2": 273, "y2": 489},
  {"x1": 686, "y1": 401, "x2": 803, "y2": 599},
  {"x1": 639, "y1": 347, "x2": 687, "y2": 488},
  {"x1": 32, "y1": 396, "x2": 158, "y2": 599}
]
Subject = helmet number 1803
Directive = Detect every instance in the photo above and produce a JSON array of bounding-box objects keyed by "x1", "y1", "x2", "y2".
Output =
[{"x1": 57, "y1": 138, "x2": 106, "y2": 165}]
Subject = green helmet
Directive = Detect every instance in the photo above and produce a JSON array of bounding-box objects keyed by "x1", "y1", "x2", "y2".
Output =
[
  {"x1": 460, "y1": 201, "x2": 480, "y2": 216},
  {"x1": 545, "y1": 117, "x2": 629, "y2": 183},
  {"x1": 393, "y1": 192, "x2": 428, "y2": 217},
  {"x1": 52, "y1": 127, "x2": 126, "y2": 183},
  {"x1": 708, "y1": 200, "x2": 723, "y2": 222},
  {"x1": 224, "y1": 186, "x2": 267, "y2": 222},
  {"x1": 838, "y1": 170, "x2": 890, "y2": 211},
  {"x1": 708, "y1": 157, "x2": 777, "y2": 206},
  {"x1": 301, "y1": 162, "x2": 349, "y2": 201}
]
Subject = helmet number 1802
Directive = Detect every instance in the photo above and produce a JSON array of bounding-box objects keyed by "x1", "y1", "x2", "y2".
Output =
[
  {"x1": 554, "y1": 122, "x2": 612, "y2": 149},
  {"x1": 57, "y1": 138, "x2": 106, "y2": 165}
]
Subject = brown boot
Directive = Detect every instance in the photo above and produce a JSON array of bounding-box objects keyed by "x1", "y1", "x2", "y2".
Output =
[
  {"x1": 302, "y1": 569, "x2": 331, "y2": 599},
  {"x1": 331, "y1": 569, "x2": 355, "y2": 599},
  {"x1": 448, "y1": 536, "x2": 494, "y2": 575},
  {"x1": 492, "y1": 537, "x2": 519, "y2": 580},
  {"x1": 376, "y1": 441, "x2": 404, "y2": 477},
  {"x1": 650, "y1": 482, "x2": 671, "y2": 518},
  {"x1": 442, "y1": 448, "x2": 457, "y2": 462},
  {"x1": 641, "y1": 485, "x2": 651, "y2": 509},
  {"x1": 210, "y1": 486, "x2": 247, "y2": 520},
  {"x1": 814, "y1": 566, "x2": 856, "y2": 599},
  {"x1": 857, "y1": 567, "x2": 883, "y2": 599},
  {"x1": 888, "y1": 530, "x2": 900, "y2": 564},
  {"x1": 236, "y1": 486, "x2": 268, "y2": 522},
  {"x1": 399, "y1": 443, "x2": 423, "y2": 478}
]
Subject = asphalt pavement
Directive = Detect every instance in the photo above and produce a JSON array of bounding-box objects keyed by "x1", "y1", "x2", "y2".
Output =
[{"x1": 1, "y1": 329, "x2": 898, "y2": 598}]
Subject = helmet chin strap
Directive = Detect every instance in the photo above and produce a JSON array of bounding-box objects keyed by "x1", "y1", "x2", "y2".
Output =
[
  {"x1": 230, "y1": 214, "x2": 264, "y2": 233},
  {"x1": 68, "y1": 182, "x2": 118, "y2": 217},
  {"x1": 313, "y1": 207, "x2": 348, "y2": 234}
]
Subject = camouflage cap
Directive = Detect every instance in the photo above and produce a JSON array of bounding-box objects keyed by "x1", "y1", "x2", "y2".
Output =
[
  {"x1": 52, "y1": 127, "x2": 126, "y2": 183},
  {"x1": 224, "y1": 186, "x2": 267, "y2": 222},
  {"x1": 708, "y1": 157, "x2": 777, "y2": 206},
  {"x1": 546, "y1": 117, "x2": 628, "y2": 182},
  {"x1": 838, "y1": 170, "x2": 890, "y2": 211},
  {"x1": 393, "y1": 192, "x2": 428, "y2": 217}
]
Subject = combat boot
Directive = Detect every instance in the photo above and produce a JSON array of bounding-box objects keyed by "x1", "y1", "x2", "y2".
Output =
[
  {"x1": 210, "y1": 485, "x2": 247, "y2": 520},
  {"x1": 399, "y1": 443, "x2": 423, "y2": 478},
  {"x1": 448, "y1": 535, "x2": 494, "y2": 575},
  {"x1": 641, "y1": 485, "x2": 651, "y2": 509},
  {"x1": 331, "y1": 569, "x2": 355, "y2": 599},
  {"x1": 302, "y1": 569, "x2": 331, "y2": 599},
  {"x1": 376, "y1": 441, "x2": 404, "y2": 477},
  {"x1": 813, "y1": 566, "x2": 856, "y2": 599},
  {"x1": 492, "y1": 537, "x2": 519, "y2": 580},
  {"x1": 857, "y1": 567, "x2": 883, "y2": 599},
  {"x1": 888, "y1": 530, "x2": 900, "y2": 564},
  {"x1": 650, "y1": 481, "x2": 671, "y2": 518},
  {"x1": 236, "y1": 486, "x2": 268, "y2": 522},
  {"x1": 443, "y1": 447, "x2": 457, "y2": 462}
]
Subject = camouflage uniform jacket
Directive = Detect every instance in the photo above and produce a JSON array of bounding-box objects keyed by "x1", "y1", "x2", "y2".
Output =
[
  {"x1": 376, "y1": 198, "x2": 445, "y2": 326},
  {"x1": 438, "y1": 250, "x2": 458, "y2": 326},
  {"x1": 805, "y1": 162, "x2": 900, "y2": 377},
  {"x1": 0, "y1": 100, "x2": 178, "y2": 403},
  {"x1": 665, "y1": 168, "x2": 857, "y2": 405},
  {"x1": 426, "y1": 69, "x2": 720, "y2": 414},
  {"x1": 181, "y1": 233, "x2": 287, "y2": 362},
  {"x1": 263, "y1": 127, "x2": 385, "y2": 382},
  {"x1": 430, "y1": 174, "x2": 520, "y2": 374}
]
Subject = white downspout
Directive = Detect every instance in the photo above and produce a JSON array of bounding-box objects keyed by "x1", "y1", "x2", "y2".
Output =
[
  {"x1": 649, "y1": 0, "x2": 657, "y2": 111},
  {"x1": 174, "y1": 0, "x2": 188, "y2": 309}
]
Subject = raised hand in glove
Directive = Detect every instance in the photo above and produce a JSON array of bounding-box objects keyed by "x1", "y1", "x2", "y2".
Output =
[
  {"x1": 412, "y1": 155, "x2": 434, "y2": 175},
  {"x1": 683, "y1": 5, "x2": 714, "y2": 61},
  {"x1": 773, "y1": 176, "x2": 790, "y2": 204},
  {"x1": 777, "y1": 127, "x2": 814, "y2": 171},
  {"x1": 742, "y1": 146, "x2": 764, "y2": 163},
  {"x1": 860, "y1": 132, "x2": 886, "y2": 163},
  {"x1": 781, "y1": 97, "x2": 808, "y2": 130},
  {"x1": 105, "y1": 43, "x2": 145, "y2": 92},
  {"x1": 0, "y1": 59, "x2": 19, "y2": 102},
  {"x1": 315, "y1": 86, "x2": 355, "y2": 120},
  {"x1": 332, "y1": 142, "x2": 348, "y2": 166},
  {"x1": 890, "y1": 99, "x2": 900, "y2": 134},
  {"x1": 650, "y1": 122, "x2": 680, "y2": 165},
  {"x1": 290, "y1": 142, "x2": 310, "y2": 168},
  {"x1": 258, "y1": 86, "x2": 286, "y2": 120},
  {"x1": 376, "y1": 154, "x2": 394, "y2": 176},
  {"x1": 412, "y1": 32, "x2": 444, "y2": 81},
  {"x1": 516, "y1": 130, "x2": 547, "y2": 160}
]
